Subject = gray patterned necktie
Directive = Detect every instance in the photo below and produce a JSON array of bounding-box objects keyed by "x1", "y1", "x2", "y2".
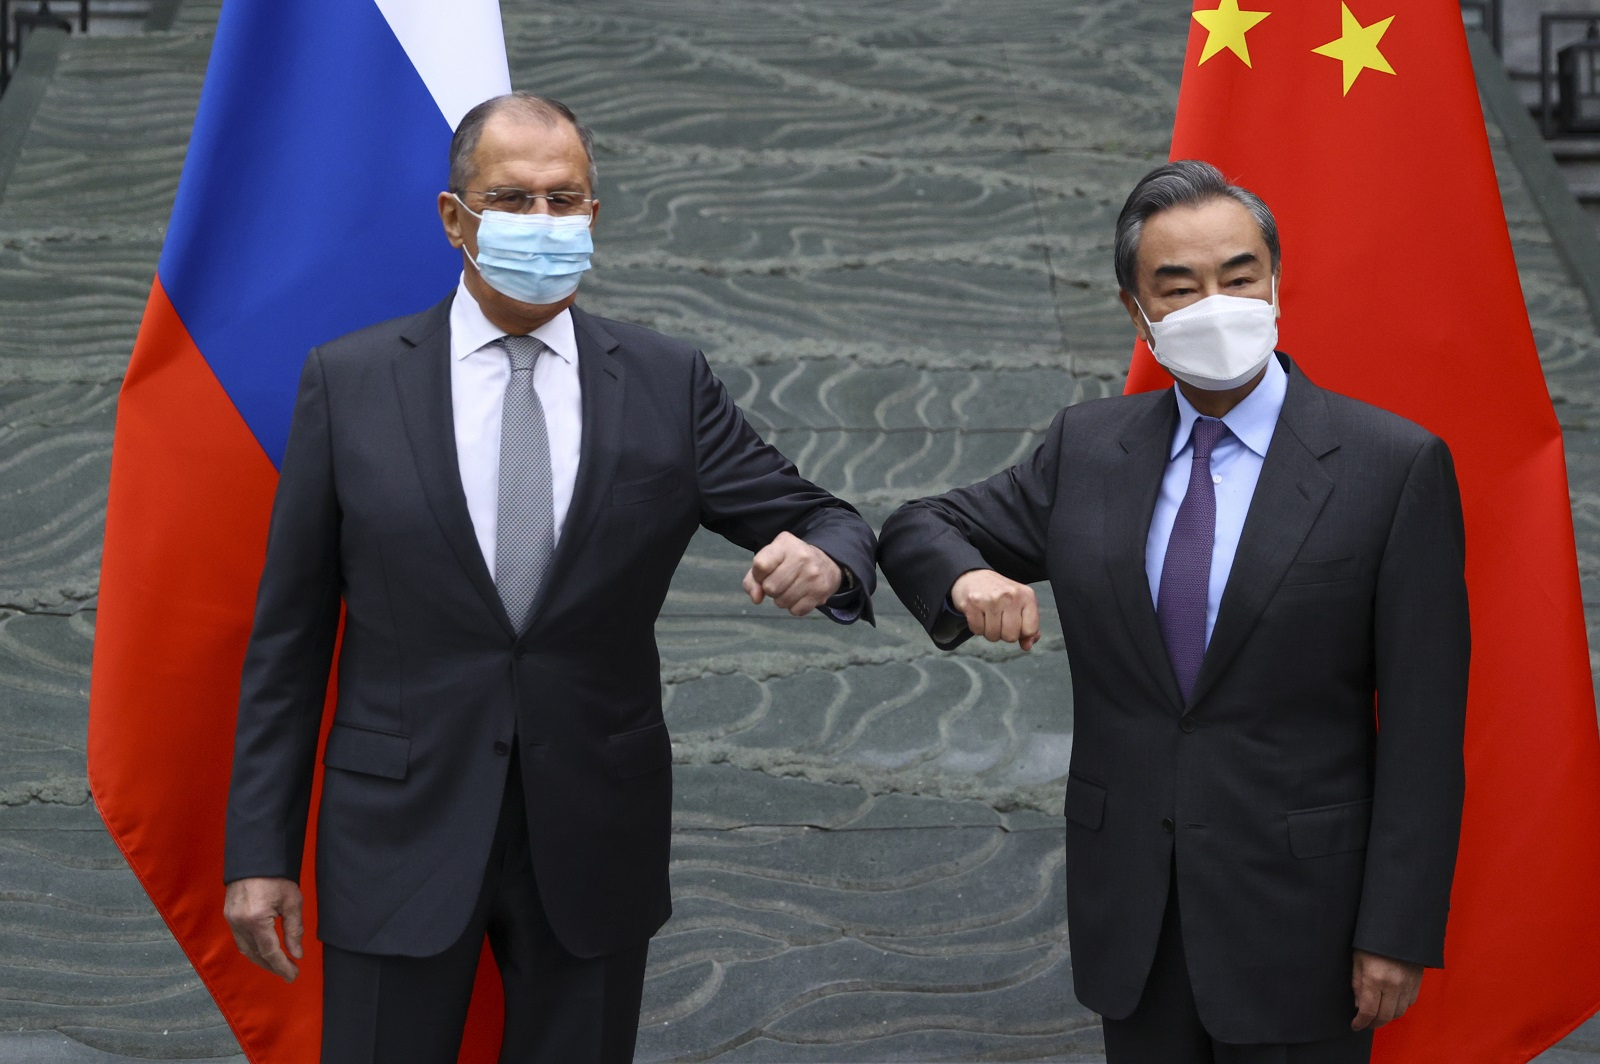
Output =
[{"x1": 494, "y1": 335, "x2": 555, "y2": 630}]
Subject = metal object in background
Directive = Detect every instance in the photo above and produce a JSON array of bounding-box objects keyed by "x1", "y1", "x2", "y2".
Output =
[
  {"x1": 1461, "y1": 0, "x2": 1503, "y2": 55},
  {"x1": 0, "y1": 0, "x2": 87, "y2": 92},
  {"x1": 1543, "y1": 13, "x2": 1600, "y2": 138},
  {"x1": 1559, "y1": 24, "x2": 1600, "y2": 136}
]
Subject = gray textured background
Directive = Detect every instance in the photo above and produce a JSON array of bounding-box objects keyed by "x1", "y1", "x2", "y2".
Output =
[{"x1": 1, "y1": 0, "x2": 1598, "y2": 1060}]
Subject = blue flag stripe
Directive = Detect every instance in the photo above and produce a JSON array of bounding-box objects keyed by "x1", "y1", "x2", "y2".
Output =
[{"x1": 160, "y1": 0, "x2": 463, "y2": 466}]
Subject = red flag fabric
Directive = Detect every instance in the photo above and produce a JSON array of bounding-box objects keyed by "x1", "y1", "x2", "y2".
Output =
[{"x1": 1126, "y1": 2, "x2": 1600, "y2": 1059}]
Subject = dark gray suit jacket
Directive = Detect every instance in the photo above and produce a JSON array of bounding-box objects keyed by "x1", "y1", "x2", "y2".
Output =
[
  {"x1": 224, "y1": 297, "x2": 876, "y2": 960},
  {"x1": 878, "y1": 355, "x2": 1468, "y2": 1043}
]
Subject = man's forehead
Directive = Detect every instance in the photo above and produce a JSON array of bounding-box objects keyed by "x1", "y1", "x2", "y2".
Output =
[
  {"x1": 477, "y1": 113, "x2": 580, "y2": 154},
  {"x1": 470, "y1": 116, "x2": 588, "y2": 186},
  {"x1": 1138, "y1": 200, "x2": 1267, "y2": 270}
]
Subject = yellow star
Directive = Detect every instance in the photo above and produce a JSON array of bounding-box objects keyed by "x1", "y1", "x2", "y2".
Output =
[
  {"x1": 1312, "y1": 3, "x2": 1396, "y2": 95},
  {"x1": 1192, "y1": 0, "x2": 1272, "y2": 67}
]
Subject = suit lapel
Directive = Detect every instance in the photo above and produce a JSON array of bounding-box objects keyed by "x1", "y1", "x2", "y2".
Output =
[
  {"x1": 1188, "y1": 362, "x2": 1337, "y2": 708},
  {"x1": 1105, "y1": 392, "x2": 1187, "y2": 713},
  {"x1": 522, "y1": 306, "x2": 624, "y2": 634},
  {"x1": 391, "y1": 295, "x2": 516, "y2": 637}
]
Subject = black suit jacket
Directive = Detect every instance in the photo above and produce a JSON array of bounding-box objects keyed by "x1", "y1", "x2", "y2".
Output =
[
  {"x1": 878, "y1": 356, "x2": 1468, "y2": 1043},
  {"x1": 224, "y1": 297, "x2": 876, "y2": 960}
]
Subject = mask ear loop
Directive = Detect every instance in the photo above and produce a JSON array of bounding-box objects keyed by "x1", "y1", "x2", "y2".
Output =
[
  {"x1": 1132, "y1": 297, "x2": 1158, "y2": 354},
  {"x1": 451, "y1": 194, "x2": 488, "y2": 276}
]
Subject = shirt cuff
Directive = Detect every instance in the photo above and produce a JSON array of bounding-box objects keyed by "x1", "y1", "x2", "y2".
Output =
[
  {"x1": 924, "y1": 592, "x2": 971, "y2": 646},
  {"x1": 819, "y1": 563, "x2": 865, "y2": 624}
]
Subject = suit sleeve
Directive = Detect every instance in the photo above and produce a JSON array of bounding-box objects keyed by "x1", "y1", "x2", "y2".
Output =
[
  {"x1": 223, "y1": 349, "x2": 342, "y2": 884},
  {"x1": 1353, "y1": 435, "x2": 1470, "y2": 967},
  {"x1": 691, "y1": 351, "x2": 877, "y2": 624},
  {"x1": 878, "y1": 410, "x2": 1063, "y2": 650}
]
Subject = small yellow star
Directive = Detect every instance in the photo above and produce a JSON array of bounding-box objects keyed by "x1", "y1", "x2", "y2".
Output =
[
  {"x1": 1312, "y1": 3, "x2": 1396, "y2": 95},
  {"x1": 1192, "y1": 0, "x2": 1272, "y2": 67}
]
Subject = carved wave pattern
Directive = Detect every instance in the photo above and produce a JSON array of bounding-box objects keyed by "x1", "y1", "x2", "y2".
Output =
[
  {"x1": 0, "y1": 35, "x2": 205, "y2": 233},
  {"x1": 0, "y1": 239, "x2": 166, "y2": 385},
  {"x1": 501, "y1": 3, "x2": 1168, "y2": 377},
  {"x1": 0, "y1": 0, "x2": 1596, "y2": 1059},
  {"x1": 641, "y1": 787, "x2": 1100, "y2": 1062},
  {"x1": 665, "y1": 651, "x2": 1076, "y2": 811},
  {"x1": 0, "y1": 612, "x2": 239, "y2": 1057},
  {"x1": 0, "y1": 384, "x2": 116, "y2": 612}
]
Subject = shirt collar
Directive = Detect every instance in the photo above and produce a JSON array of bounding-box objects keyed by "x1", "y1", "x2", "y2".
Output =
[
  {"x1": 1168, "y1": 353, "x2": 1287, "y2": 460},
  {"x1": 449, "y1": 274, "x2": 578, "y2": 365}
]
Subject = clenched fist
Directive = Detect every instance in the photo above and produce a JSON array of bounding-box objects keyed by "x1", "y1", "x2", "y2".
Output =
[
  {"x1": 951, "y1": 569, "x2": 1040, "y2": 650},
  {"x1": 743, "y1": 531, "x2": 843, "y2": 617}
]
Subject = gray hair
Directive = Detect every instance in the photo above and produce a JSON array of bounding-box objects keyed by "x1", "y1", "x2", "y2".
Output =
[
  {"x1": 1113, "y1": 160, "x2": 1280, "y2": 295},
  {"x1": 448, "y1": 92, "x2": 598, "y2": 195}
]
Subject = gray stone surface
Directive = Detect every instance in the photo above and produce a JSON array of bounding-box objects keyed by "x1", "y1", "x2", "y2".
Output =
[
  {"x1": 0, "y1": 1031, "x2": 239, "y2": 1064},
  {"x1": 0, "y1": 0, "x2": 1594, "y2": 1060}
]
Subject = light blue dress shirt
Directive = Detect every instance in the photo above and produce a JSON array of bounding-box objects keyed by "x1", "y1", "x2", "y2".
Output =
[{"x1": 1144, "y1": 355, "x2": 1287, "y2": 647}]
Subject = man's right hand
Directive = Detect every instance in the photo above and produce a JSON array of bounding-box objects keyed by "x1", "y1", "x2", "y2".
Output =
[
  {"x1": 951, "y1": 569, "x2": 1041, "y2": 650},
  {"x1": 224, "y1": 876, "x2": 304, "y2": 982}
]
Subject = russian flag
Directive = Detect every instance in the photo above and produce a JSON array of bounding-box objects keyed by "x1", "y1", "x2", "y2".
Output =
[{"x1": 87, "y1": 1, "x2": 511, "y2": 1059}]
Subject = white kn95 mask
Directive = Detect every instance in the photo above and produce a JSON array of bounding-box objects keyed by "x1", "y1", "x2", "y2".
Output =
[{"x1": 1138, "y1": 278, "x2": 1279, "y2": 391}]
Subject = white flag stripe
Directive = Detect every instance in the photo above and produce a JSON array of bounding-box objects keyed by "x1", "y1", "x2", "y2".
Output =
[{"x1": 372, "y1": 0, "x2": 512, "y2": 131}]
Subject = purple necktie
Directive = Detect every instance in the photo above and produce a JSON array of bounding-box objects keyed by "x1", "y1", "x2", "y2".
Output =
[{"x1": 1157, "y1": 417, "x2": 1228, "y2": 702}]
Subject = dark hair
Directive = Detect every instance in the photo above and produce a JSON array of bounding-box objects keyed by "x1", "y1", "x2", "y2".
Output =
[
  {"x1": 448, "y1": 92, "x2": 597, "y2": 193},
  {"x1": 1113, "y1": 160, "x2": 1280, "y2": 294}
]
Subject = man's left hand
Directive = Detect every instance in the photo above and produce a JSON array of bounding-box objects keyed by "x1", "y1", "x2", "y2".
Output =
[
  {"x1": 1351, "y1": 949, "x2": 1423, "y2": 1030},
  {"x1": 743, "y1": 531, "x2": 842, "y2": 617}
]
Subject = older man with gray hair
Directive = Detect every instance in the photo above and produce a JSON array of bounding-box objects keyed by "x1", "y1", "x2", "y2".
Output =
[
  {"x1": 220, "y1": 92, "x2": 877, "y2": 1063},
  {"x1": 878, "y1": 159, "x2": 1469, "y2": 1063}
]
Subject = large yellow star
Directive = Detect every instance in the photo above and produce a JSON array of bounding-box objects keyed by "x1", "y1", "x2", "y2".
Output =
[
  {"x1": 1192, "y1": 0, "x2": 1272, "y2": 67},
  {"x1": 1312, "y1": 3, "x2": 1396, "y2": 95}
]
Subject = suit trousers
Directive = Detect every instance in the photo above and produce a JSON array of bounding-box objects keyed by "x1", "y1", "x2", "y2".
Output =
[
  {"x1": 1101, "y1": 863, "x2": 1373, "y2": 1064},
  {"x1": 320, "y1": 750, "x2": 650, "y2": 1064}
]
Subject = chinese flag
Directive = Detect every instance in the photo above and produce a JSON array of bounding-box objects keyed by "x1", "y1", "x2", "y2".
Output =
[{"x1": 1125, "y1": 2, "x2": 1600, "y2": 1060}]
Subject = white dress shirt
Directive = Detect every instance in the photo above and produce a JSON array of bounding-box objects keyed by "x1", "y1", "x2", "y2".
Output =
[
  {"x1": 449, "y1": 277, "x2": 583, "y2": 578},
  {"x1": 1144, "y1": 355, "x2": 1287, "y2": 647}
]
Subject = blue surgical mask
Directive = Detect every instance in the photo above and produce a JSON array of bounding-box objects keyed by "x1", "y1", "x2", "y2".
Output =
[{"x1": 456, "y1": 195, "x2": 593, "y2": 305}]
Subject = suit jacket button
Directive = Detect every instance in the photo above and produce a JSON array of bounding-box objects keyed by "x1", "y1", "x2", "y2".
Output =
[
  {"x1": 493, "y1": 741, "x2": 510, "y2": 756},
  {"x1": 1162, "y1": 817, "x2": 1175, "y2": 834},
  {"x1": 1180, "y1": 716, "x2": 1196, "y2": 733}
]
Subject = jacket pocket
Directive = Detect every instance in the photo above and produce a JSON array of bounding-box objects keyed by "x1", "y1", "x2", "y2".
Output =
[
  {"x1": 323, "y1": 723, "x2": 410, "y2": 780},
  {"x1": 1280, "y1": 556, "x2": 1359, "y2": 586},
  {"x1": 611, "y1": 470, "x2": 680, "y2": 507},
  {"x1": 1064, "y1": 775, "x2": 1107, "y2": 830},
  {"x1": 1287, "y1": 797, "x2": 1372, "y2": 858},
  {"x1": 606, "y1": 720, "x2": 672, "y2": 779}
]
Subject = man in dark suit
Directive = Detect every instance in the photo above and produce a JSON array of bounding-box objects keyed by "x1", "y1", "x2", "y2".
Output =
[
  {"x1": 877, "y1": 160, "x2": 1469, "y2": 1063},
  {"x1": 220, "y1": 93, "x2": 876, "y2": 1063}
]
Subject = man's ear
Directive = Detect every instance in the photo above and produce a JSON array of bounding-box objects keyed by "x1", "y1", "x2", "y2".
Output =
[
  {"x1": 438, "y1": 191, "x2": 466, "y2": 250},
  {"x1": 1120, "y1": 289, "x2": 1153, "y2": 346},
  {"x1": 587, "y1": 199, "x2": 600, "y2": 234}
]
